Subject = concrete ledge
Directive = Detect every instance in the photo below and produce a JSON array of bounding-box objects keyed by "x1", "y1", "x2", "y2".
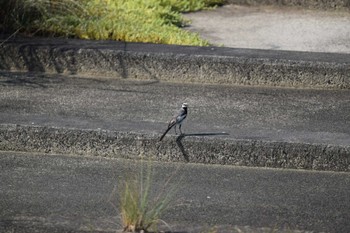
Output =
[
  {"x1": 1, "y1": 124, "x2": 349, "y2": 172},
  {"x1": 227, "y1": 0, "x2": 350, "y2": 10},
  {"x1": 1, "y1": 37, "x2": 350, "y2": 89}
]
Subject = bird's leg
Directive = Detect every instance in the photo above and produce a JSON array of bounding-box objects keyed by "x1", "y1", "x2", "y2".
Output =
[
  {"x1": 174, "y1": 125, "x2": 177, "y2": 135},
  {"x1": 179, "y1": 124, "x2": 182, "y2": 135}
]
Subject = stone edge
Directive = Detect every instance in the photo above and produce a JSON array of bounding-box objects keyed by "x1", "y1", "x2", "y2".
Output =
[{"x1": 1, "y1": 124, "x2": 349, "y2": 172}]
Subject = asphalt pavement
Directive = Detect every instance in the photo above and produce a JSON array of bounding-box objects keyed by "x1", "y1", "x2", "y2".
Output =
[{"x1": 1, "y1": 151, "x2": 349, "y2": 233}]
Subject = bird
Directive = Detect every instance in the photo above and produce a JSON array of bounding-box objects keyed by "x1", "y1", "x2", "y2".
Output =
[{"x1": 159, "y1": 103, "x2": 188, "y2": 141}]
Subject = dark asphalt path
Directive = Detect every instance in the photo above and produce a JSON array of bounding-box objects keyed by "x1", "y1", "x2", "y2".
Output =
[
  {"x1": 1, "y1": 151, "x2": 349, "y2": 232},
  {"x1": 1, "y1": 71, "x2": 350, "y2": 146}
]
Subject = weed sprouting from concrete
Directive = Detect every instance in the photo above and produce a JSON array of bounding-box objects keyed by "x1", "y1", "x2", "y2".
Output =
[{"x1": 110, "y1": 158, "x2": 181, "y2": 232}]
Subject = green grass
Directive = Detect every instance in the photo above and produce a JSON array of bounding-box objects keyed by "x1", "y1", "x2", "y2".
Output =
[
  {"x1": 0, "y1": 0, "x2": 224, "y2": 46},
  {"x1": 111, "y1": 159, "x2": 181, "y2": 232}
]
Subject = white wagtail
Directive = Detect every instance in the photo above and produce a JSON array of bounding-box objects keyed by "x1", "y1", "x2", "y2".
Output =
[{"x1": 159, "y1": 103, "x2": 188, "y2": 141}]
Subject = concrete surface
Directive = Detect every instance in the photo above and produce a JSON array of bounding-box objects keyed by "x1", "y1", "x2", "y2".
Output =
[
  {"x1": 1, "y1": 37, "x2": 350, "y2": 89},
  {"x1": 226, "y1": 0, "x2": 350, "y2": 10},
  {"x1": 1, "y1": 151, "x2": 349, "y2": 233},
  {"x1": 1, "y1": 72, "x2": 349, "y2": 171},
  {"x1": 183, "y1": 4, "x2": 350, "y2": 53},
  {"x1": 1, "y1": 4, "x2": 350, "y2": 232}
]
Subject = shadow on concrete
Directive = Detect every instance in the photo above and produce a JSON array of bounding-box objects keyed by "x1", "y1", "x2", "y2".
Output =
[
  {"x1": 0, "y1": 71, "x2": 64, "y2": 88},
  {"x1": 0, "y1": 71, "x2": 153, "y2": 95},
  {"x1": 2, "y1": 40, "x2": 160, "y2": 85},
  {"x1": 176, "y1": 132, "x2": 229, "y2": 162}
]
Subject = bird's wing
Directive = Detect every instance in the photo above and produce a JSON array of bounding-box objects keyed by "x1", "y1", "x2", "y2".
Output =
[
  {"x1": 168, "y1": 108, "x2": 185, "y2": 127},
  {"x1": 175, "y1": 108, "x2": 187, "y2": 123},
  {"x1": 161, "y1": 106, "x2": 187, "y2": 141}
]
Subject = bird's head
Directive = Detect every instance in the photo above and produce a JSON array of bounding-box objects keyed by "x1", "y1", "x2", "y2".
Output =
[{"x1": 182, "y1": 103, "x2": 188, "y2": 108}]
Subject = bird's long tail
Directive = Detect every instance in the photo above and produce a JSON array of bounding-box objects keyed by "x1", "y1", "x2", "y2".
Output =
[{"x1": 159, "y1": 122, "x2": 176, "y2": 141}]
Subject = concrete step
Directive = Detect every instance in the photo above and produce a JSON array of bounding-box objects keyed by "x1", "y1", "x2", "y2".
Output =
[
  {"x1": 1, "y1": 37, "x2": 350, "y2": 89},
  {"x1": 2, "y1": 151, "x2": 350, "y2": 232},
  {"x1": 0, "y1": 71, "x2": 349, "y2": 172}
]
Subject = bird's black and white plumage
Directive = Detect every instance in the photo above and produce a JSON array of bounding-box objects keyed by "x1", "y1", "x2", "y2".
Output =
[{"x1": 159, "y1": 103, "x2": 188, "y2": 141}]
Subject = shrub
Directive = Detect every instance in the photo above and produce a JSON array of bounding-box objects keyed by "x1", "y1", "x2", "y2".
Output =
[{"x1": 0, "y1": 0, "x2": 224, "y2": 46}]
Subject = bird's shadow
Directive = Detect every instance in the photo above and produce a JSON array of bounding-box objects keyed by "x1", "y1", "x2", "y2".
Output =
[{"x1": 176, "y1": 132, "x2": 229, "y2": 162}]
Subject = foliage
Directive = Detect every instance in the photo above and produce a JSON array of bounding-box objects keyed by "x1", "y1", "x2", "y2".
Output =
[
  {"x1": 115, "y1": 160, "x2": 180, "y2": 232},
  {"x1": 0, "y1": 0, "x2": 224, "y2": 46}
]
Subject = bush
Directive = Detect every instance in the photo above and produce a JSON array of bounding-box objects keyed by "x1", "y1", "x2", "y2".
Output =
[{"x1": 0, "y1": 0, "x2": 224, "y2": 46}]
